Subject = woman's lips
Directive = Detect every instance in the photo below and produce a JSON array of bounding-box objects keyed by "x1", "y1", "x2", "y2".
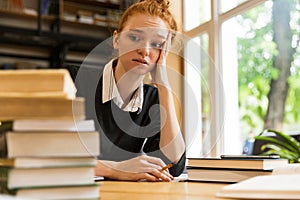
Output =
[{"x1": 132, "y1": 58, "x2": 149, "y2": 65}]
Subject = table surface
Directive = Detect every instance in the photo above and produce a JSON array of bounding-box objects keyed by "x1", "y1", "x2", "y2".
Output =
[{"x1": 100, "y1": 181, "x2": 233, "y2": 200}]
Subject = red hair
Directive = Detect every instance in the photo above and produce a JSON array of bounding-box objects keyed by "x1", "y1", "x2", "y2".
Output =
[{"x1": 117, "y1": 0, "x2": 178, "y2": 33}]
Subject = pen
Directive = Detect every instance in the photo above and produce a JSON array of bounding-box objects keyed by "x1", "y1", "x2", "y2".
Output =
[{"x1": 161, "y1": 163, "x2": 173, "y2": 171}]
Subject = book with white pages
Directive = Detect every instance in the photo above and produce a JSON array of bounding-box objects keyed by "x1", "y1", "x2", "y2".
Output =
[
  {"x1": 187, "y1": 167, "x2": 272, "y2": 183},
  {"x1": 0, "y1": 69, "x2": 77, "y2": 99},
  {"x1": 6, "y1": 131, "x2": 100, "y2": 158},
  {"x1": 187, "y1": 157, "x2": 289, "y2": 170},
  {"x1": 7, "y1": 166, "x2": 96, "y2": 189},
  {"x1": 12, "y1": 119, "x2": 95, "y2": 132},
  {"x1": 0, "y1": 157, "x2": 97, "y2": 168},
  {"x1": 216, "y1": 163, "x2": 300, "y2": 199}
]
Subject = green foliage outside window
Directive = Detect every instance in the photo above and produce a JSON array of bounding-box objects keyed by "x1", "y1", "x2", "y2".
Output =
[{"x1": 237, "y1": 0, "x2": 300, "y2": 136}]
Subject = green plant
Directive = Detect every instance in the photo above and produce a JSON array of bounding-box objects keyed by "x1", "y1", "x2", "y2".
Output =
[{"x1": 254, "y1": 129, "x2": 300, "y2": 163}]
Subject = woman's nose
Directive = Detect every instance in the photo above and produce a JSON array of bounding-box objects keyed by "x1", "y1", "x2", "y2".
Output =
[{"x1": 137, "y1": 43, "x2": 150, "y2": 56}]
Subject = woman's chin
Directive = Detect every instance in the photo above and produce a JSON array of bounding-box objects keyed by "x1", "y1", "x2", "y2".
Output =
[{"x1": 131, "y1": 65, "x2": 152, "y2": 75}]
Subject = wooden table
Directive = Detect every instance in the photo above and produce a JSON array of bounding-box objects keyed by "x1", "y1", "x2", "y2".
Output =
[{"x1": 100, "y1": 181, "x2": 232, "y2": 200}]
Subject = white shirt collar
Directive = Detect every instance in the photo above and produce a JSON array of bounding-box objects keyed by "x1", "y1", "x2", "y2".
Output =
[{"x1": 102, "y1": 59, "x2": 144, "y2": 112}]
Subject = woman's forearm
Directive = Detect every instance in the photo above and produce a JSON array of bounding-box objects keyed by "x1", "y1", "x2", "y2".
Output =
[{"x1": 157, "y1": 85, "x2": 185, "y2": 163}]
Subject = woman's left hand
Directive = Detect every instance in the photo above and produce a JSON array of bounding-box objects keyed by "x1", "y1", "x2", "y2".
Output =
[
  {"x1": 151, "y1": 31, "x2": 172, "y2": 88},
  {"x1": 96, "y1": 155, "x2": 174, "y2": 182}
]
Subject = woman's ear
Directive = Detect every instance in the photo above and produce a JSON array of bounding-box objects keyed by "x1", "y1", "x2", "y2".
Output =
[{"x1": 113, "y1": 30, "x2": 119, "y2": 50}]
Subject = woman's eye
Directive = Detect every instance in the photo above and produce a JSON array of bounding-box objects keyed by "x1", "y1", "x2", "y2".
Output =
[
  {"x1": 151, "y1": 42, "x2": 163, "y2": 48},
  {"x1": 128, "y1": 35, "x2": 140, "y2": 42}
]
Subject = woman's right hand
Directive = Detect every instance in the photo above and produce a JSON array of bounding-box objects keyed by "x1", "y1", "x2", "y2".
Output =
[{"x1": 95, "y1": 155, "x2": 174, "y2": 182}]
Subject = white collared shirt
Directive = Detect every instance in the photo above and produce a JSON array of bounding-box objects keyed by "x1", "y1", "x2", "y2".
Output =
[{"x1": 102, "y1": 59, "x2": 144, "y2": 112}]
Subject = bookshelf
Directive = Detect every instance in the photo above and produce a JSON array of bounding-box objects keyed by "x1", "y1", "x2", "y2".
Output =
[{"x1": 0, "y1": 0, "x2": 129, "y2": 69}]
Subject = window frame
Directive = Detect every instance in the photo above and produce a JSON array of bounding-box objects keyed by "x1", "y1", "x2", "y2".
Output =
[{"x1": 183, "y1": 0, "x2": 268, "y2": 157}]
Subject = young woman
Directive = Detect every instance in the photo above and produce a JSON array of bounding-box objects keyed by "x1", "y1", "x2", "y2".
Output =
[{"x1": 77, "y1": 0, "x2": 186, "y2": 182}]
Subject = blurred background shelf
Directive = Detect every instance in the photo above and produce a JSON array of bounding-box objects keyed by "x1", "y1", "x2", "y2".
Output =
[{"x1": 0, "y1": 0, "x2": 131, "y2": 69}]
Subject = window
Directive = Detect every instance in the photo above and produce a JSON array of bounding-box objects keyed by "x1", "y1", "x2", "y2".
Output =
[
  {"x1": 183, "y1": 0, "x2": 300, "y2": 157},
  {"x1": 183, "y1": 0, "x2": 211, "y2": 31},
  {"x1": 220, "y1": 0, "x2": 248, "y2": 13},
  {"x1": 184, "y1": 34, "x2": 211, "y2": 157}
]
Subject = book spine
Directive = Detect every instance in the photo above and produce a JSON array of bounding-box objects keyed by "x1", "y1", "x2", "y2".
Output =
[
  {"x1": 0, "y1": 121, "x2": 12, "y2": 158},
  {"x1": 0, "y1": 167, "x2": 15, "y2": 195}
]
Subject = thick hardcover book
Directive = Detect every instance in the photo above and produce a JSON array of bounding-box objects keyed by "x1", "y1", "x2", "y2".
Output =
[
  {"x1": 216, "y1": 164, "x2": 300, "y2": 199},
  {"x1": 187, "y1": 167, "x2": 272, "y2": 183},
  {"x1": 0, "y1": 157, "x2": 97, "y2": 168},
  {"x1": 0, "y1": 97, "x2": 85, "y2": 121},
  {"x1": 12, "y1": 119, "x2": 95, "y2": 132},
  {"x1": 0, "y1": 157, "x2": 98, "y2": 196},
  {"x1": 0, "y1": 167, "x2": 14, "y2": 195},
  {"x1": 0, "y1": 69, "x2": 76, "y2": 99},
  {"x1": 6, "y1": 131, "x2": 100, "y2": 158},
  {"x1": 8, "y1": 166, "x2": 95, "y2": 189},
  {"x1": 0, "y1": 121, "x2": 12, "y2": 158},
  {"x1": 187, "y1": 157, "x2": 288, "y2": 170},
  {"x1": 0, "y1": 181, "x2": 100, "y2": 200}
]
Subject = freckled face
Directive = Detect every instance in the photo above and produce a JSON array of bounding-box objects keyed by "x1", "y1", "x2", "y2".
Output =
[{"x1": 113, "y1": 13, "x2": 169, "y2": 75}]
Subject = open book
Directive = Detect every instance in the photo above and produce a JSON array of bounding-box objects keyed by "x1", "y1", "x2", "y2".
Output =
[{"x1": 216, "y1": 164, "x2": 300, "y2": 199}]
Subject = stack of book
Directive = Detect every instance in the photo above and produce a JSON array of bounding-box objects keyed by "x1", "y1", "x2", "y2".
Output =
[
  {"x1": 187, "y1": 155, "x2": 289, "y2": 183},
  {"x1": 0, "y1": 69, "x2": 100, "y2": 200},
  {"x1": 216, "y1": 164, "x2": 300, "y2": 199}
]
